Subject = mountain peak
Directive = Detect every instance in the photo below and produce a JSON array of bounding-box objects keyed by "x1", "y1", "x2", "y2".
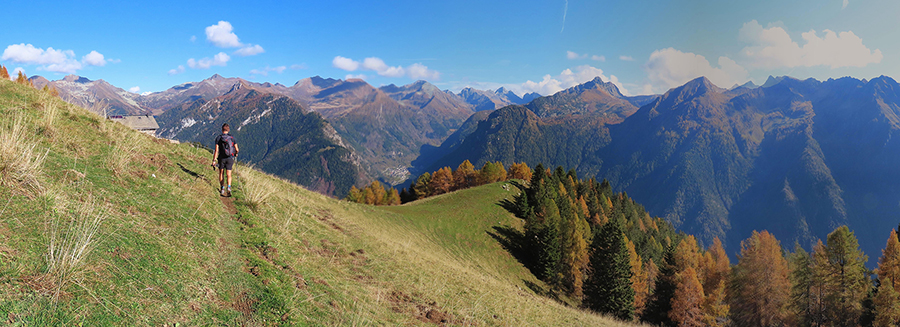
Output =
[
  {"x1": 62, "y1": 74, "x2": 91, "y2": 84},
  {"x1": 208, "y1": 74, "x2": 224, "y2": 80}
]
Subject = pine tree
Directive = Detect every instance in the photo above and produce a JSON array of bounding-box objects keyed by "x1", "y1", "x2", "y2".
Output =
[
  {"x1": 789, "y1": 243, "x2": 815, "y2": 327},
  {"x1": 583, "y1": 216, "x2": 635, "y2": 321},
  {"x1": 537, "y1": 195, "x2": 563, "y2": 286},
  {"x1": 810, "y1": 240, "x2": 830, "y2": 327},
  {"x1": 670, "y1": 267, "x2": 705, "y2": 327},
  {"x1": 729, "y1": 230, "x2": 791, "y2": 327},
  {"x1": 0, "y1": 65, "x2": 9, "y2": 80},
  {"x1": 413, "y1": 172, "x2": 431, "y2": 199},
  {"x1": 822, "y1": 226, "x2": 869, "y2": 326},
  {"x1": 875, "y1": 277, "x2": 900, "y2": 327},
  {"x1": 645, "y1": 245, "x2": 678, "y2": 326}
]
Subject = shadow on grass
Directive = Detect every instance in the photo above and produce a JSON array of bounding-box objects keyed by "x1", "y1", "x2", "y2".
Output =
[
  {"x1": 177, "y1": 162, "x2": 207, "y2": 181},
  {"x1": 487, "y1": 225, "x2": 542, "y2": 279}
]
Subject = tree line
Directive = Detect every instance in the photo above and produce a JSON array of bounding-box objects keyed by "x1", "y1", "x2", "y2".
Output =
[
  {"x1": 344, "y1": 160, "x2": 533, "y2": 205},
  {"x1": 513, "y1": 164, "x2": 900, "y2": 327},
  {"x1": 1, "y1": 65, "x2": 59, "y2": 96}
]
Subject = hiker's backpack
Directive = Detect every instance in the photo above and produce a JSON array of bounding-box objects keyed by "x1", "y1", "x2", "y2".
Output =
[{"x1": 221, "y1": 134, "x2": 236, "y2": 157}]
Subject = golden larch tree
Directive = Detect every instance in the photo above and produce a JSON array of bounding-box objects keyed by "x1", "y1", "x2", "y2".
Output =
[
  {"x1": 670, "y1": 267, "x2": 705, "y2": 327},
  {"x1": 729, "y1": 230, "x2": 791, "y2": 327}
]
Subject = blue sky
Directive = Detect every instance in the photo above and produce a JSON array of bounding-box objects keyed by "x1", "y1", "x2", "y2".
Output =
[{"x1": 2, "y1": 0, "x2": 896, "y2": 96}]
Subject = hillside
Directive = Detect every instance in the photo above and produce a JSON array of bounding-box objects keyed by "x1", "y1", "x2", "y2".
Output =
[
  {"x1": 154, "y1": 82, "x2": 366, "y2": 197},
  {"x1": 424, "y1": 75, "x2": 900, "y2": 260},
  {"x1": 0, "y1": 80, "x2": 633, "y2": 325}
]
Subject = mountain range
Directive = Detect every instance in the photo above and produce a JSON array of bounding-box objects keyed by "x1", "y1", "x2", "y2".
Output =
[
  {"x1": 37, "y1": 70, "x2": 900, "y2": 259},
  {"x1": 32, "y1": 73, "x2": 545, "y2": 187},
  {"x1": 155, "y1": 82, "x2": 366, "y2": 196},
  {"x1": 430, "y1": 74, "x2": 900, "y2": 260}
]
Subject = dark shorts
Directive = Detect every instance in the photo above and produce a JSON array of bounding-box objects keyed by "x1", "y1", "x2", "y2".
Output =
[{"x1": 217, "y1": 157, "x2": 235, "y2": 170}]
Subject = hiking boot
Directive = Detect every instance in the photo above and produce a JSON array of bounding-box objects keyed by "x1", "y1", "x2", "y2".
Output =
[
  {"x1": 226, "y1": 186, "x2": 232, "y2": 197},
  {"x1": 220, "y1": 187, "x2": 226, "y2": 197}
]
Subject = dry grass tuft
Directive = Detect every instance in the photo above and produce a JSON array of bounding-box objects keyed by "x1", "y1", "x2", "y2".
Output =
[
  {"x1": 237, "y1": 167, "x2": 276, "y2": 211},
  {"x1": 44, "y1": 197, "x2": 106, "y2": 300},
  {"x1": 0, "y1": 113, "x2": 48, "y2": 195},
  {"x1": 107, "y1": 131, "x2": 141, "y2": 176},
  {"x1": 36, "y1": 89, "x2": 60, "y2": 136}
]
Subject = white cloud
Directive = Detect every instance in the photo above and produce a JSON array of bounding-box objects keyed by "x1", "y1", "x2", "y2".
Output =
[
  {"x1": 643, "y1": 47, "x2": 748, "y2": 93},
  {"x1": 1, "y1": 44, "x2": 111, "y2": 74},
  {"x1": 619, "y1": 55, "x2": 635, "y2": 61},
  {"x1": 205, "y1": 21, "x2": 242, "y2": 48},
  {"x1": 842, "y1": 0, "x2": 848, "y2": 9},
  {"x1": 168, "y1": 65, "x2": 185, "y2": 75},
  {"x1": 129, "y1": 86, "x2": 140, "y2": 93},
  {"x1": 345, "y1": 74, "x2": 366, "y2": 80},
  {"x1": 332, "y1": 56, "x2": 360, "y2": 71},
  {"x1": 1, "y1": 43, "x2": 86, "y2": 73},
  {"x1": 249, "y1": 65, "x2": 287, "y2": 77},
  {"x1": 407, "y1": 63, "x2": 440, "y2": 80},
  {"x1": 141, "y1": 91, "x2": 151, "y2": 96},
  {"x1": 521, "y1": 65, "x2": 623, "y2": 96},
  {"x1": 234, "y1": 44, "x2": 264, "y2": 56},
  {"x1": 290, "y1": 63, "x2": 307, "y2": 70},
  {"x1": 44, "y1": 61, "x2": 83, "y2": 74},
  {"x1": 738, "y1": 20, "x2": 882, "y2": 69},
  {"x1": 362, "y1": 57, "x2": 406, "y2": 77},
  {"x1": 82, "y1": 50, "x2": 107, "y2": 66},
  {"x1": 591, "y1": 55, "x2": 606, "y2": 62},
  {"x1": 187, "y1": 52, "x2": 230, "y2": 69},
  {"x1": 2, "y1": 44, "x2": 69, "y2": 64},
  {"x1": 567, "y1": 51, "x2": 587, "y2": 60},
  {"x1": 107, "y1": 58, "x2": 121, "y2": 64},
  {"x1": 333, "y1": 56, "x2": 439, "y2": 80}
]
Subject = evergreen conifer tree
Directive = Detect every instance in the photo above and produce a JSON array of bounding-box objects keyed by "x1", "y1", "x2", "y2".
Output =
[{"x1": 583, "y1": 216, "x2": 635, "y2": 321}]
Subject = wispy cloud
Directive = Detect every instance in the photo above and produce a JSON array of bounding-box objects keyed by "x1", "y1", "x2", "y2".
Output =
[
  {"x1": 168, "y1": 65, "x2": 185, "y2": 75},
  {"x1": 567, "y1": 51, "x2": 587, "y2": 60},
  {"x1": 619, "y1": 55, "x2": 635, "y2": 61},
  {"x1": 561, "y1": 0, "x2": 568, "y2": 33},
  {"x1": 187, "y1": 52, "x2": 230, "y2": 69},
  {"x1": 842, "y1": 0, "x2": 848, "y2": 9},
  {"x1": 332, "y1": 56, "x2": 440, "y2": 80},
  {"x1": 249, "y1": 65, "x2": 287, "y2": 77}
]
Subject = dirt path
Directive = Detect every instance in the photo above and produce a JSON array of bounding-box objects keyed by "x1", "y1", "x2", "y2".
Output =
[{"x1": 220, "y1": 195, "x2": 237, "y2": 215}]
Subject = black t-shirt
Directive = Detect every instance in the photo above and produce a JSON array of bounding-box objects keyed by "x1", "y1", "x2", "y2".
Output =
[{"x1": 215, "y1": 134, "x2": 237, "y2": 159}]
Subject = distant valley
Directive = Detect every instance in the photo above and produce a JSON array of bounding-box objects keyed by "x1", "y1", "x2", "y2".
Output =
[{"x1": 34, "y1": 71, "x2": 900, "y2": 260}]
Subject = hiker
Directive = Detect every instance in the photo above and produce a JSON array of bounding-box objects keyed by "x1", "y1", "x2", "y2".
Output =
[{"x1": 212, "y1": 123, "x2": 239, "y2": 196}]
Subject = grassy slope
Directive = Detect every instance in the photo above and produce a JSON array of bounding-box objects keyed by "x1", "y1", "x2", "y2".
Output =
[{"x1": 0, "y1": 80, "x2": 635, "y2": 326}]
